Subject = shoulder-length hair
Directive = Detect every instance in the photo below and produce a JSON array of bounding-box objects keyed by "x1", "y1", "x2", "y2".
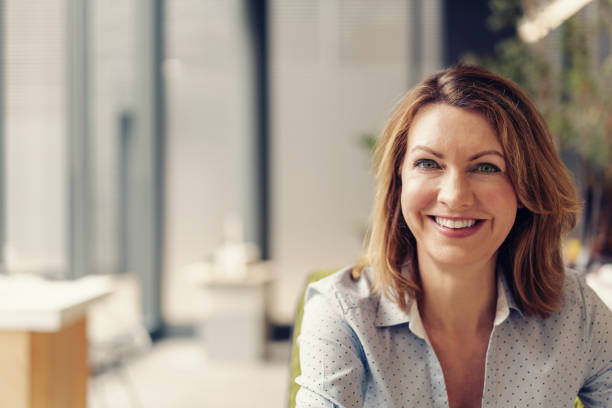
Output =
[{"x1": 358, "y1": 65, "x2": 581, "y2": 318}]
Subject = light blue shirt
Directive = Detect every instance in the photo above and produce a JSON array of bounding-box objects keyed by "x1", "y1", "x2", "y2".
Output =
[{"x1": 295, "y1": 266, "x2": 612, "y2": 407}]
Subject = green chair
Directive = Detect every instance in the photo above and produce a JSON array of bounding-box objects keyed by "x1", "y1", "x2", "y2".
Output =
[{"x1": 286, "y1": 269, "x2": 584, "y2": 408}]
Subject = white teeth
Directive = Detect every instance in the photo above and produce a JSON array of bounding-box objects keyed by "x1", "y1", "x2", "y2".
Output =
[{"x1": 434, "y1": 217, "x2": 477, "y2": 229}]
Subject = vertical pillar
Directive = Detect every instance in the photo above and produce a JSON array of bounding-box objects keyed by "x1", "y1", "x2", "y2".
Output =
[
  {"x1": 421, "y1": 0, "x2": 444, "y2": 75},
  {"x1": 133, "y1": 0, "x2": 165, "y2": 332},
  {"x1": 117, "y1": 111, "x2": 133, "y2": 275},
  {"x1": 410, "y1": 0, "x2": 423, "y2": 85},
  {"x1": 66, "y1": 0, "x2": 92, "y2": 279},
  {"x1": 245, "y1": 0, "x2": 269, "y2": 259}
]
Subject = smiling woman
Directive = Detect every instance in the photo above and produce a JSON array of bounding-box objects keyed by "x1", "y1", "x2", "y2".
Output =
[{"x1": 294, "y1": 65, "x2": 612, "y2": 408}]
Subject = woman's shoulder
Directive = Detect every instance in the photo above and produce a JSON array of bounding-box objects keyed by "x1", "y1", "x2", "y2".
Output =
[
  {"x1": 562, "y1": 269, "x2": 587, "y2": 306},
  {"x1": 559, "y1": 268, "x2": 612, "y2": 329},
  {"x1": 304, "y1": 265, "x2": 377, "y2": 315},
  {"x1": 562, "y1": 269, "x2": 608, "y2": 310}
]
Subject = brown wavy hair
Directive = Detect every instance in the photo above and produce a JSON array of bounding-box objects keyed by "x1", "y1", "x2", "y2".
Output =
[{"x1": 357, "y1": 65, "x2": 581, "y2": 318}]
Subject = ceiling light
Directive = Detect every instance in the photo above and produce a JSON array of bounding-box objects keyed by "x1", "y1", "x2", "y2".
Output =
[{"x1": 518, "y1": 0, "x2": 593, "y2": 43}]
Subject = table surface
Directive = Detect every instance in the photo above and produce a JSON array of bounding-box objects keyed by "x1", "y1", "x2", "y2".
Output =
[
  {"x1": 0, "y1": 274, "x2": 112, "y2": 332},
  {"x1": 185, "y1": 261, "x2": 274, "y2": 287}
]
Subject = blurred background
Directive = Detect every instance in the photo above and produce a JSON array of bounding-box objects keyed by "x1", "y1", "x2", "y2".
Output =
[{"x1": 0, "y1": 0, "x2": 610, "y2": 407}]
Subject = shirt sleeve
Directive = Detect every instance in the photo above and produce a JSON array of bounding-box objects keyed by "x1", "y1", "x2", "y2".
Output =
[
  {"x1": 295, "y1": 284, "x2": 367, "y2": 408},
  {"x1": 577, "y1": 279, "x2": 612, "y2": 408}
]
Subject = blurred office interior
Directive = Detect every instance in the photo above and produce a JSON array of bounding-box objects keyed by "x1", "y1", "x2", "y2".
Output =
[{"x1": 0, "y1": 0, "x2": 610, "y2": 406}]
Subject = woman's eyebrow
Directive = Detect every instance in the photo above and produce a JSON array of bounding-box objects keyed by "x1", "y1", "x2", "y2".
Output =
[
  {"x1": 469, "y1": 150, "x2": 505, "y2": 160},
  {"x1": 409, "y1": 146, "x2": 443, "y2": 158},
  {"x1": 410, "y1": 146, "x2": 505, "y2": 161}
]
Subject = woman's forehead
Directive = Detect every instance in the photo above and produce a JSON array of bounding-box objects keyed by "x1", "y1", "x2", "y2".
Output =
[{"x1": 405, "y1": 104, "x2": 502, "y2": 154}]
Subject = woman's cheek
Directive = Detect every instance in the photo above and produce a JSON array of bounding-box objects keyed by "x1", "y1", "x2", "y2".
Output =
[
  {"x1": 481, "y1": 183, "x2": 518, "y2": 208},
  {"x1": 401, "y1": 179, "x2": 437, "y2": 218}
]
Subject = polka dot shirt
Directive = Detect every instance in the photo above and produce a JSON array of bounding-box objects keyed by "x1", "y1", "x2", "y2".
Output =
[{"x1": 295, "y1": 266, "x2": 612, "y2": 407}]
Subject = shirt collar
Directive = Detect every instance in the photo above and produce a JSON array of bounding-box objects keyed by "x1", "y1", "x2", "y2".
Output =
[
  {"x1": 496, "y1": 265, "x2": 524, "y2": 320},
  {"x1": 374, "y1": 289, "x2": 411, "y2": 327},
  {"x1": 374, "y1": 265, "x2": 523, "y2": 329}
]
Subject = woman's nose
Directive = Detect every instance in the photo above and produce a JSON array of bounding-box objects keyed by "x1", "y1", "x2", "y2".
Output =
[{"x1": 437, "y1": 171, "x2": 474, "y2": 209}]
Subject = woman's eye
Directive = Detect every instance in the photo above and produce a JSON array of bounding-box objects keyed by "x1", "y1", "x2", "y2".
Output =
[
  {"x1": 473, "y1": 163, "x2": 501, "y2": 173},
  {"x1": 414, "y1": 159, "x2": 440, "y2": 170}
]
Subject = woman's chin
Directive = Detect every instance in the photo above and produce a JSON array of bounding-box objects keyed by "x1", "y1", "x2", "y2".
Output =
[{"x1": 420, "y1": 246, "x2": 496, "y2": 270}]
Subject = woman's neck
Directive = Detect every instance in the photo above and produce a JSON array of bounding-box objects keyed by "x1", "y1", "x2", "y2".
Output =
[{"x1": 417, "y1": 254, "x2": 498, "y2": 336}]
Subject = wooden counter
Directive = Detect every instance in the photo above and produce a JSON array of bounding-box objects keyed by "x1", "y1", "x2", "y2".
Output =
[{"x1": 0, "y1": 275, "x2": 111, "y2": 408}]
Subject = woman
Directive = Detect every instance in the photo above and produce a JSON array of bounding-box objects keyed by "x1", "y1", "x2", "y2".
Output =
[{"x1": 295, "y1": 65, "x2": 612, "y2": 407}]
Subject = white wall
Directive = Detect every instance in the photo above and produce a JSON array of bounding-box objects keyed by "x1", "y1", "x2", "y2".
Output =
[{"x1": 4, "y1": 0, "x2": 67, "y2": 276}]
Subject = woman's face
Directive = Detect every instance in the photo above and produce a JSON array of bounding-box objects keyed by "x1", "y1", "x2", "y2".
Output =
[{"x1": 400, "y1": 103, "x2": 518, "y2": 270}]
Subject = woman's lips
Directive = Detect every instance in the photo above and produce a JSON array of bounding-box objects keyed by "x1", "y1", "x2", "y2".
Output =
[{"x1": 428, "y1": 215, "x2": 485, "y2": 238}]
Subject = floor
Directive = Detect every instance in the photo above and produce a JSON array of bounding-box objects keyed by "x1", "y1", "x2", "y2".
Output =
[
  {"x1": 88, "y1": 338, "x2": 291, "y2": 408},
  {"x1": 86, "y1": 273, "x2": 292, "y2": 408}
]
